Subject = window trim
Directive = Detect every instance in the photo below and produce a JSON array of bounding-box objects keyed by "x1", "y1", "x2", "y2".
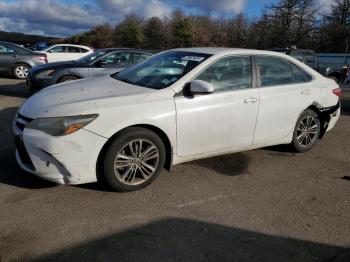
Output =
[
  {"x1": 176, "y1": 54, "x2": 257, "y2": 97},
  {"x1": 252, "y1": 55, "x2": 315, "y2": 88}
]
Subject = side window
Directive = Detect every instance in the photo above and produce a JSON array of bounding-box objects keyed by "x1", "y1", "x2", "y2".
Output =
[
  {"x1": 68, "y1": 46, "x2": 81, "y2": 53},
  {"x1": 0, "y1": 44, "x2": 14, "y2": 53},
  {"x1": 255, "y1": 56, "x2": 293, "y2": 87},
  {"x1": 292, "y1": 64, "x2": 313, "y2": 83},
  {"x1": 133, "y1": 53, "x2": 151, "y2": 64},
  {"x1": 80, "y1": 48, "x2": 89, "y2": 53},
  {"x1": 195, "y1": 56, "x2": 252, "y2": 92},
  {"x1": 49, "y1": 46, "x2": 66, "y2": 53},
  {"x1": 99, "y1": 52, "x2": 130, "y2": 66}
]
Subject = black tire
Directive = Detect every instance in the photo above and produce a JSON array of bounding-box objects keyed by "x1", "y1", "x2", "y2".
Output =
[
  {"x1": 103, "y1": 127, "x2": 166, "y2": 192},
  {"x1": 13, "y1": 63, "x2": 30, "y2": 79},
  {"x1": 291, "y1": 109, "x2": 321, "y2": 153},
  {"x1": 58, "y1": 76, "x2": 79, "y2": 83}
]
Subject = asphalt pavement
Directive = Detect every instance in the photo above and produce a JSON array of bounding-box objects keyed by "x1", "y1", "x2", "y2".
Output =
[{"x1": 0, "y1": 77, "x2": 349, "y2": 262}]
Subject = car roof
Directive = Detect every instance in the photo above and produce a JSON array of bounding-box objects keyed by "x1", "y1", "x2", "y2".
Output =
[
  {"x1": 269, "y1": 48, "x2": 315, "y2": 54},
  {"x1": 50, "y1": 44, "x2": 92, "y2": 49},
  {"x1": 171, "y1": 47, "x2": 293, "y2": 57},
  {"x1": 97, "y1": 48, "x2": 153, "y2": 54}
]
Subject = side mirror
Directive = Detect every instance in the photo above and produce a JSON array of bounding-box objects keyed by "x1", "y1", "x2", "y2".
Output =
[
  {"x1": 95, "y1": 60, "x2": 108, "y2": 67},
  {"x1": 190, "y1": 80, "x2": 214, "y2": 94}
]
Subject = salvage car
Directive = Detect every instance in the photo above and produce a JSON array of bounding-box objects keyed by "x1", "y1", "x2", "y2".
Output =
[
  {"x1": 13, "y1": 48, "x2": 341, "y2": 191},
  {"x1": 27, "y1": 48, "x2": 152, "y2": 91},
  {"x1": 0, "y1": 41, "x2": 47, "y2": 79}
]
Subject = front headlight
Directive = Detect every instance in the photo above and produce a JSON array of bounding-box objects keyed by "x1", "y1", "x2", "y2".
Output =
[
  {"x1": 26, "y1": 114, "x2": 98, "y2": 136},
  {"x1": 36, "y1": 70, "x2": 55, "y2": 79}
]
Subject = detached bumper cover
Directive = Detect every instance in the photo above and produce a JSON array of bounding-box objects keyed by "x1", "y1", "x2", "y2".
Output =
[
  {"x1": 14, "y1": 123, "x2": 107, "y2": 185},
  {"x1": 320, "y1": 101, "x2": 340, "y2": 135}
]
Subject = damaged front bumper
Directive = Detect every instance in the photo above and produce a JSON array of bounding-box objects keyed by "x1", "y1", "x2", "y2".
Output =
[{"x1": 13, "y1": 118, "x2": 107, "y2": 185}]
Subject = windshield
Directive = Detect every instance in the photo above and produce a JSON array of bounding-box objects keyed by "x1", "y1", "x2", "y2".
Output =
[
  {"x1": 114, "y1": 51, "x2": 212, "y2": 89},
  {"x1": 76, "y1": 50, "x2": 107, "y2": 64}
]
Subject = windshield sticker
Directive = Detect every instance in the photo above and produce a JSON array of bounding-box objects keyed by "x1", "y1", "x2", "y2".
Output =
[{"x1": 182, "y1": 56, "x2": 205, "y2": 62}]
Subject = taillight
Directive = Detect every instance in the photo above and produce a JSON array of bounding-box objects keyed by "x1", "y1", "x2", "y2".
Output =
[
  {"x1": 37, "y1": 55, "x2": 48, "y2": 63},
  {"x1": 332, "y1": 88, "x2": 342, "y2": 97}
]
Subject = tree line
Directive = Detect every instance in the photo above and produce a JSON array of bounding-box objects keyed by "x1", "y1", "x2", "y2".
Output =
[{"x1": 63, "y1": 0, "x2": 350, "y2": 53}]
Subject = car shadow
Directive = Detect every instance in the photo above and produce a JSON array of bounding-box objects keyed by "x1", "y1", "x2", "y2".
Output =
[
  {"x1": 187, "y1": 153, "x2": 251, "y2": 176},
  {"x1": 0, "y1": 79, "x2": 31, "y2": 99},
  {"x1": 0, "y1": 106, "x2": 56, "y2": 189},
  {"x1": 28, "y1": 218, "x2": 349, "y2": 262}
]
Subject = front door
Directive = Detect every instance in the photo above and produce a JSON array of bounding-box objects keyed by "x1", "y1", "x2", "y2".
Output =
[{"x1": 175, "y1": 56, "x2": 259, "y2": 157}]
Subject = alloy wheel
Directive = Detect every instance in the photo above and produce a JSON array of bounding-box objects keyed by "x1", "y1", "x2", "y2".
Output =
[
  {"x1": 15, "y1": 66, "x2": 29, "y2": 78},
  {"x1": 296, "y1": 115, "x2": 318, "y2": 147},
  {"x1": 113, "y1": 139, "x2": 160, "y2": 186}
]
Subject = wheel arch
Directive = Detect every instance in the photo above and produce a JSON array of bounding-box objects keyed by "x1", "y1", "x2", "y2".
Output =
[
  {"x1": 96, "y1": 124, "x2": 173, "y2": 181},
  {"x1": 306, "y1": 103, "x2": 329, "y2": 139},
  {"x1": 57, "y1": 75, "x2": 80, "y2": 83},
  {"x1": 12, "y1": 62, "x2": 31, "y2": 70}
]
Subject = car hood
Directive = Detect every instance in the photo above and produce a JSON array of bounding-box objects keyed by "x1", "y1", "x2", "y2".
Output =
[
  {"x1": 30, "y1": 61, "x2": 79, "y2": 74},
  {"x1": 18, "y1": 75, "x2": 155, "y2": 119}
]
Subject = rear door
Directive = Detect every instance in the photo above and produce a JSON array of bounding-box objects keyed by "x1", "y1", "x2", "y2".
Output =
[
  {"x1": 46, "y1": 46, "x2": 68, "y2": 62},
  {"x1": 88, "y1": 52, "x2": 131, "y2": 76},
  {"x1": 68, "y1": 46, "x2": 84, "y2": 61},
  {"x1": 0, "y1": 44, "x2": 16, "y2": 69},
  {"x1": 253, "y1": 55, "x2": 314, "y2": 145}
]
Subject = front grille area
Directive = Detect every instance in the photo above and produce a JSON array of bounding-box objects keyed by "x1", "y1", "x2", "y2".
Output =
[
  {"x1": 15, "y1": 136, "x2": 35, "y2": 170},
  {"x1": 15, "y1": 113, "x2": 33, "y2": 132}
]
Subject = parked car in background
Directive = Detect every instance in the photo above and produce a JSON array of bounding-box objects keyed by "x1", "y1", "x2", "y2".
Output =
[
  {"x1": 37, "y1": 44, "x2": 93, "y2": 63},
  {"x1": 14, "y1": 48, "x2": 340, "y2": 192},
  {"x1": 0, "y1": 41, "x2": 47, "y2": 79},
  {"x1": 27, "y1": 48, "x2": 152, "y2": 91},
  {"x1": 35, "y1": 42, "x2": 50, "y2": 51},
  {"x1": 270, "y1": 48, "x2": 348, "y2": 83}
]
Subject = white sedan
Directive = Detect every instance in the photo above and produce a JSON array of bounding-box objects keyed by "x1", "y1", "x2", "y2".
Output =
[
  {"x1": 13, "y1": 48, "x2": 341, "y2": 191},
  {"x1": 38, "y1": 44, "x2": 93, "y2": 63}
]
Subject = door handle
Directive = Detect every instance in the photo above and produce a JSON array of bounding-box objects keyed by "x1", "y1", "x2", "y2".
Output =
[
  {"x1": 301, "y1": 89, "x2": 311, "y2": 95},
  {"x1": 244, "y1": 97, "x2": 258, "y2": 103}
]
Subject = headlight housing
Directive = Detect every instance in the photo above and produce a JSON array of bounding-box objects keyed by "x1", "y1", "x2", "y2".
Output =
[
  {"x1": 36, "y1": 70, "x2": 55, "y2": 79},
  {"x1": 26, "y1": 114, "x2": 98, "y2": 136}
]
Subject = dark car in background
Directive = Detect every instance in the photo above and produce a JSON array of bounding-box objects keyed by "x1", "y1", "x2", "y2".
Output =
[
  {"x1": 0, "y1": 41, "x2": 48, "y2": 79},
  {"x1": 27, "y1": 48, "x2": 152, "y2": 91},
  {"x1": 270, "y1": 48, "x2": 348, "y2": 83}
]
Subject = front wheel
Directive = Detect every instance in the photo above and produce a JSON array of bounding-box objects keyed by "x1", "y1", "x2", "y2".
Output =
[
  {"x1": 103, "y1": 127, "x2": 166, "y2": 192},
  {"x1": 13, "y1": 64, "x2": 30, "y2": 79},
  {"x1": 291, "y1": 109, "x2": 321, "y2": 152}
]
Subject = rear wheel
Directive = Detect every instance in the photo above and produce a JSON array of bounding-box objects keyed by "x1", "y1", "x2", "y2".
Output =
[
  {"x1": 58, "y1": 76, "x2": 79, "y2": 83},
  {"x1": 291, "y1": 109, "x2": 321, "y2": 152},
  {"x1": 13, "y1": 64, "x2": 30, "y2": 79},
  {"x1": 103, "y1": 127, "x2": 166, "y2": 192}
]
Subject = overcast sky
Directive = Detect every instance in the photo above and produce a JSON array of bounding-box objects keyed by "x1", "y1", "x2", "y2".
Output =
[{"x1": 0, "y1": 0, "x2": 334, "y2": 37}]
